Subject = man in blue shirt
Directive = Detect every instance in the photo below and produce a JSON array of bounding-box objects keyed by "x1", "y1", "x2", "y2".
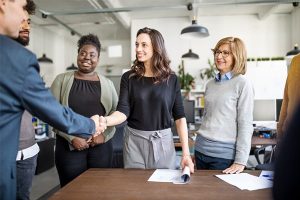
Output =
[{"x1": 0, "y1": 1, "x2": 104, "y2": 199}]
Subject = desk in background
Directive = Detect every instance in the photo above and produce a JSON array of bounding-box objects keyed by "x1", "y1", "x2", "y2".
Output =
[{"x1": 49, "y1": 169, "x2": 271, "y2": 200}]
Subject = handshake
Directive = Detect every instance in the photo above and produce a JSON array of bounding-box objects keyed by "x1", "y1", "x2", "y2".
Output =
[{"x1": 91, "y1": 115, "x2": 107, "y2": 137}]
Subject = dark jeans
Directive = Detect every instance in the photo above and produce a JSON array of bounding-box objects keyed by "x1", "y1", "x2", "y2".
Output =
[
  {"x1": 16, "y1": 154, "x2": 38, "y2": 200},
  {"x1": 195, "y1": 150, "x2": 234, "y2": 170},
  {"x1": 55, "y1": 135, "x2": 113, "y2": 187}
]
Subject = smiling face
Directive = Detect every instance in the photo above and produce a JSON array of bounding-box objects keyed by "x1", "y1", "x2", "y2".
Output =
[
  {"x1": 214, "y1": 43, "x2": 234, "y2": 75},
  {"x1": 135, "y1": 33, "x2": 153, "y2": 67},
  {"x1": 16, "y1": 10, "x2": 30, "y2": 46},
  {"x1": 77, "y1": 44, "x2": 99, "y2": 74}
]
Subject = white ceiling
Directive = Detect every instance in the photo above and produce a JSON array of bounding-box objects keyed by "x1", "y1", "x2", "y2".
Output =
[{"x1": 32, "y1": 0, "x2": 297, "y2": 40}]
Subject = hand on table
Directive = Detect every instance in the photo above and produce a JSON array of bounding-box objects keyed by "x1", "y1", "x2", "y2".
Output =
[
  {"x1": 222, "y1": 163, "x2": 245, "y2": 174},
  {"x1": 181, "y1": 155, "x2": 194, "y2": 173}
]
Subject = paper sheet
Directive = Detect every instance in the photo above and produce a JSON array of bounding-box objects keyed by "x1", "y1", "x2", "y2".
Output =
[
  {"x1": 259, "y1": 170, "x2": 274, "y2": 181},
  {"x1": 148, "y1": 167, "x2": 190, "y2": 184},
  {"x1": 215, "y1": 173, "x2": 273, "y2": 190}
]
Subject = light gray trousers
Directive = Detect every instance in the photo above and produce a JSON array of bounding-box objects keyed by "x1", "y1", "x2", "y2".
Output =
[{"x1": 123, "y1": 126, "x2": 176, "y2": 169}]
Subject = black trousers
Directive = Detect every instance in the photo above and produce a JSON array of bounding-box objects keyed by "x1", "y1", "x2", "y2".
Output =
[{"x1": 55, "y1": 135, "x2": 113, "y2": 187}]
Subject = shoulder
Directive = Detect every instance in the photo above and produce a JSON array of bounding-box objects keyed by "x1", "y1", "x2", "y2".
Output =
[
  {"x1": 168, "y1": 73, "x2": 179, "y2": 83},
  {"x1": 122, "y1": 70, "x2": 132, "y2": 78},
  {"x1": 0, "y1": 35, "x2": 36, "y2": 61},
  {"x1": 290, "y1": 54, "x2": 300, "y2": 72},
  {"x1": 98, "y1": 73, "x2": 114, "y2": 86},
  {"x1": 233, "y1": 74, "x2": 251, "y2": 86},
  {"x1": 55, "y1": 71, "x2": 74, "y2": 81}
]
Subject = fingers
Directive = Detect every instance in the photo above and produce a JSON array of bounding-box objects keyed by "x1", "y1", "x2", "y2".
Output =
[
  {"x1": 99, "y1": 116, "x2": 107, "y2": 133},
  {"x1": 90, "y1": 115, "x2": 100, "y2": 135},
  {"x1": 181, "y1": 155, "x2": 195, "y2": 173},
  {"x1": 222, "y1": 164, "x2": 245, "y2": 174}
]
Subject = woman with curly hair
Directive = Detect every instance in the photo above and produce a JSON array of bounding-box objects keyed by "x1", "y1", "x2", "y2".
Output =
[
  {"x1": 50, "y1": 34, "x2": 118, "y2": 187},
  {"x1": 103, "y1": 27, "x2": 194, "y2": 172}
]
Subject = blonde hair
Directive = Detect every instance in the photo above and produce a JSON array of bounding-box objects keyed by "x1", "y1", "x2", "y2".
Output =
[{"x1": 213, "y1": 37, "x2": 247, "y2": 75}]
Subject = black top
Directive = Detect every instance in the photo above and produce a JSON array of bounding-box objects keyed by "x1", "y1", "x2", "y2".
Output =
[
  {"x1": 117, "y1": 71, "x2": 185, "y2": 131},
  {"x1": 69, "y1": 78, "x2": 106, "y2": 118}
]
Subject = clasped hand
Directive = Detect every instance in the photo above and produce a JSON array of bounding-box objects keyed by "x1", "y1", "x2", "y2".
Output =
[
  {"x1": 74, "y1": 115, "x2": 107, "y2": 151},
  {"x1": 90, "y1": 115, "x2": 107, "y2": 137}
]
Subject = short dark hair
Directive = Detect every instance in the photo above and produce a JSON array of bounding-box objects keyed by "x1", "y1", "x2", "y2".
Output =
[
  {"x1": 77, "y1": 33, "x2": 101, "y2": 57},
  {"x1": 25, "y1": 0, "x2": 36, "y2": 15}
]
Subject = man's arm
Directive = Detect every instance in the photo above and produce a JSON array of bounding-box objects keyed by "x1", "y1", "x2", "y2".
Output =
[{"x1": 21, "y1": 56, "x2": 100, "y2": 136}]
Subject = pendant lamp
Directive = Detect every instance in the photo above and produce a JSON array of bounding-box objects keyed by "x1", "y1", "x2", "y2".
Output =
[
  {"x1": 285, "y1": 44, "x2": 300, "y2": 70},
  {"x1": 182, "y1": 49, "x2": 199, "y2": 60},
  {"x1": 181, "y1": 19, "x2": 209, "y2": 39},
  {"x1": 286, "y1": 44, "x2": 300, "y2": 56},
  {"x1": 66, "y1": 63, "x2": 78, "y2": 71},
  {"x1": 37, "y1": 53, "x2": 53, "y2": 63}
]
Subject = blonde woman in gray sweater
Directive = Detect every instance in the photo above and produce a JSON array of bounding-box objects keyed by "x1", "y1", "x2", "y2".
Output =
[{"x1": 194, "y1": 37, "x2": 254, "y2": 174}]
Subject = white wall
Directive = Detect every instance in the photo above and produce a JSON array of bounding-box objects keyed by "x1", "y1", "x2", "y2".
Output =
[
  {"x1": 132, "y1": 14, "x2": 291, "y2": 75},
  {"x1": 131, "y1": 13, "x2": 296, "y2": 98},
  {"x1": 291, "y1": 6, "x2": 300, "y2": 48}
]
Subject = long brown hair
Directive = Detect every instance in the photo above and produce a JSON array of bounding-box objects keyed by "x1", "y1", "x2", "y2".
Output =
[{"x1": 130, "y1": 27, "x2": 172, "y2": 83}]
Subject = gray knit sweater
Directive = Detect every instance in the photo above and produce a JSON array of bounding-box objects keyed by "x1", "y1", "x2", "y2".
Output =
[{"x1": 195, "y1": 74, "x2": 254, "y2": 165}]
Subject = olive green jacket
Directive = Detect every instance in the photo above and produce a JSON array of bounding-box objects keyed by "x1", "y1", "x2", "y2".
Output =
[{"x1": 50, "y1": 71, "x2": 118, "y2": 144}]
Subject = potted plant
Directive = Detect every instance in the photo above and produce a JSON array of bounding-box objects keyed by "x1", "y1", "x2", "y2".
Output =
[
  {"x1": 200, "y1": 59, "x2": 216, "y2": 82},
  {"x1": 178, "y1": 61, "x2": 195, "y2": 93}
]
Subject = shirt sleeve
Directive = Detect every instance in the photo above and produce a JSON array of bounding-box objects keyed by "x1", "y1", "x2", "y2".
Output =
[
  {"x1": 116, "y1": 72, "x2": 130, "y2": 117},
  {"x1": 172, "y1": 75, "x2": 185, "y2": 120},
  {"x1": 235, "y1": 79, "x2": 254, "y2": 165}
]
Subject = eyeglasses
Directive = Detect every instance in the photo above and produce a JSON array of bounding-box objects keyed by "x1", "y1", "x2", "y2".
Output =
[{"x1": 213, "y1": 50, "x2": 231, "y2": 58}]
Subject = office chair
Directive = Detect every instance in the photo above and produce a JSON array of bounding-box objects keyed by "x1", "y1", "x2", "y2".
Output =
[{"x1": 254, "y1": 145, "x2": 276, "y2": 170}]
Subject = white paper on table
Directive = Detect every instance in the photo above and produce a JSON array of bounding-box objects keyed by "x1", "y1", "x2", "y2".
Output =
[
  {"x1": 173, "y1": 166, "x2": 191, "y2": 184},
  {"x1": 148, "y1": 167, "x2": 191, "y2": 184},
  {"x1": 215, "y1": 173, "x2": 273, "y2": 190},
  {"x1": 259, "y1": 170, "x2": 274, "y2": 181}
]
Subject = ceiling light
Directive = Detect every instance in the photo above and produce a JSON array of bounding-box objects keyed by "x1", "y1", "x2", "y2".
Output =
[
  {"x1": 181, "y1": 19, "x2": 209, "y2": 39},
  {"x1": 286, "y1": 44, "x2": 300, "y2": 56},
  {"x1": 286, "y1": 44, "x2": 300, "y2": 70},
  {"x1": 182, "y1": 49, "x2": 199, "y2": 60},
  {"x1": 66, "y1": 63, "x2": 78, "y2": 71},
  {"x1": 37, "y1": 54, "x2": 53, "y2": 63}
]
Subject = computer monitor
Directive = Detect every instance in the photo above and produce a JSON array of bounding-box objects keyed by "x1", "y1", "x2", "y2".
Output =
[
  {"x1": 183, "y1": 100, "x2": 195, "y2": 124},
  {"x1": 253, "y1": 99, "x2": 276, "y2": 121}
]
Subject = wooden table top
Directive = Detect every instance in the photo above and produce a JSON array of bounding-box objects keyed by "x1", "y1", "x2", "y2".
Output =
[{"x1": 49, "y1": 169, "x2": 272, "y2": 200}]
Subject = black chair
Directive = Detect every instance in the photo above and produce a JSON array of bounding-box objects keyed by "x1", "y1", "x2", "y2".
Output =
[
  {"x1": 254, "y1": 145, "x2": 276, "y2": 170},
  {"x1": 111, "y1": 124, "x2": 125, "y2": 168}
]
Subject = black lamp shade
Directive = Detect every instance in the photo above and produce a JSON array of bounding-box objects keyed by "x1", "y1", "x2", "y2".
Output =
[
  {"x1": 37, "y1": 54, "x2": 53, "y2": 63},
  {"x1": 181, "y1": 20, "x2": 209, "y2": 39},
  {"x1": 182, "y1": 49, "x2": 199, "y2": 60},
  {"x1": 66, "y1": 63, "x2": 78, "y2": 71},
  {"x1": 286, "y1": 45, "x2": 300, "y2": 56}
]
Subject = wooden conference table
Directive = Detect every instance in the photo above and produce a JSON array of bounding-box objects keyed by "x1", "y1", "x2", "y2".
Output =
[{"x1": 49, "y1": 169, "x2": 271, "y2": 200}]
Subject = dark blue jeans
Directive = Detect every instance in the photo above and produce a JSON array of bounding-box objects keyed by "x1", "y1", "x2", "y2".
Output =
[
  {"x1": 16, "y1": 154, "x2": 38, "y2": 200},
  {"x1": 195, "y1": 150, "x2": 234, "y2": 170}
]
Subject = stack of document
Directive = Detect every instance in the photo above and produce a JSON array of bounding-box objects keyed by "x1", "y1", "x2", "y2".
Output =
[
  {"x1": 148, "y1": 167, "x2": 191, "y2": 184},
  {"x1": 215, "y1": 173, "x2": 273, "y2": 190}
]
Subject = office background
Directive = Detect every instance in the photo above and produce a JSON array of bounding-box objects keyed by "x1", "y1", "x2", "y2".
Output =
[
  {"x1": 27, "y1": 1, "x2": 299, "y2": 94},
  {"x1": 21, "y1": 1, "x2": 299, "y2": 199}
]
